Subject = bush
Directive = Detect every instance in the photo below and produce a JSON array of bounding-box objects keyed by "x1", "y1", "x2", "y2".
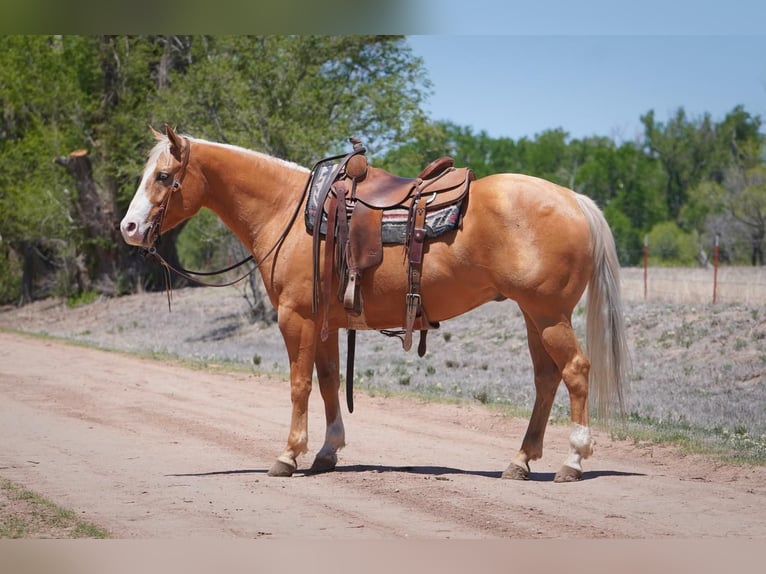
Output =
[
  {"x1": 646, "y1": 221, "x2": 699, "y2": 265},
  {"x1": 604, "y1": 204, "x2": 642, "y2": 266},
  {"x1": 0, "y1": 248, "x2": 22, "y2": 304}
]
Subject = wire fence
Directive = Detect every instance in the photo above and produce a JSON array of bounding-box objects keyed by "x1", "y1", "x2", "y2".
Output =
[{"x1": 620, "y1": 266, "x2": 766, "y2": 305}]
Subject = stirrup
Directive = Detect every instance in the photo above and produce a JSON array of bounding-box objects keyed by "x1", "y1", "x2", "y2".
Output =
[
  {"x1": 402, "y1": 292, "x2": 420, "y2": 351},
  {"x1": 343, "y1": 272, "x2": 362, "y2": 316}
]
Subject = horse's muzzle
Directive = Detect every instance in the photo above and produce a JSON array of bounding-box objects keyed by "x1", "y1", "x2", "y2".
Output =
[{"x1": 120, "y1": 216, "x2": 154, "y2": 247}]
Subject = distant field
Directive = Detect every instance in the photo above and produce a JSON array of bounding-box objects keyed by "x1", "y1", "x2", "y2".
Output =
[{"x1": 620, "y1": 266, "x2": 766, "y2": 305}]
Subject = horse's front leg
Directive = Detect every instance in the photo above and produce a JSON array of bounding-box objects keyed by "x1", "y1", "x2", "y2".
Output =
[
  {"x1": 268, "y1": 310, "x2": 318, "y2": 477},
  {"x1": 310, "y1": 329, "x2": 345, "y2": 473}
]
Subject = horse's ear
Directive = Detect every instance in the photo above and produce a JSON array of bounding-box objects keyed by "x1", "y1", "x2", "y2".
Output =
[
  {"x1": 164, "y1": 123, "x2": 184, "y2": 159},
  {"x1": 149, "y1": 125, "x2": 164, "y2": 140}
]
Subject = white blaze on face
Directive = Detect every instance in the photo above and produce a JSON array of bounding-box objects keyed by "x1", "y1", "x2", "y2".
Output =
[{"x1": 120, "y1": 153, "x2": 160, "y2": 246}]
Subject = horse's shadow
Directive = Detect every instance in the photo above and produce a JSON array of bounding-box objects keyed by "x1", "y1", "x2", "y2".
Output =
[
  {"x1": 168, "y1": 465, "x2": 644, "y2": 481},
  {"x1": 333, "y1": 465, "x2": 644, "y2": 481}
]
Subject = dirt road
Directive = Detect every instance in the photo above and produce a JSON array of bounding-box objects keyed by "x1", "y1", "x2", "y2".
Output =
[{"x1": 1, "y1": 332, "x2": 763, "y2": 539}]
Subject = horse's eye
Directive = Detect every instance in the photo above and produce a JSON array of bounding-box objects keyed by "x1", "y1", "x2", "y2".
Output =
[{"x1": 156, "y1": 172, "x2": 170, "y2": 182}]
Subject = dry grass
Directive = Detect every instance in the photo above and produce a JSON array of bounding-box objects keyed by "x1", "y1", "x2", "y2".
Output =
[{"x1": 620, "y1": 266, "x2": 766, "y2": 305}]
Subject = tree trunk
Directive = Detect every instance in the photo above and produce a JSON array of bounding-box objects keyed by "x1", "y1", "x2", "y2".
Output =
[
  {"x1": 19, "y1": 240, "x2": 34, "y2": 305},
  {"x1": 752, "y1": 234, "x2": 764, "y2": 266},
  {"x1": 54, "y1": 149, "x2": 120, "y2": 292}
]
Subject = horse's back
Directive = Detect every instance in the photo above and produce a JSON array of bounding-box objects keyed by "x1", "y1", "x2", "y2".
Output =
[
  {"x1": 316, "y1": 171, "x2": 599, "y2": 327},
  {"x1": 470, "y1": 172, "x2": 587, "y2": 217},
  {"x1": 463, "y1": 173, "x2": 591, "y2": 259},
  {"x1": 456, "y1": 173, "x2": 593, "y2": 310}
]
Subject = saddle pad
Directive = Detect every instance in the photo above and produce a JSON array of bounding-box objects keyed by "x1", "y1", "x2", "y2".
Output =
[{"x1": 304, "y1": 162, "x2": 463, "y2": 244}]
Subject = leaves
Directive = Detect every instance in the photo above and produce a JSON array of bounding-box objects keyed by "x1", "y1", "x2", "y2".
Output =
[
  {"x1": 0, "y1": 35, "x2": 431, "y2": 303},
  {"x1": 152, "y1": 36, "x2": 428, "y2": 164},
  {"x1": 1, "y1": 34, "x2": 765, "y2": 304}
]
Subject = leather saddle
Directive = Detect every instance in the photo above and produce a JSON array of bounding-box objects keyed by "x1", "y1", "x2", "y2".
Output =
[
  {"x1": 310, "y1": 138, "x2": 473, "y2": 341},
  {"x1": 306, "y1": 138, "x2": 474, "y2": 411}
]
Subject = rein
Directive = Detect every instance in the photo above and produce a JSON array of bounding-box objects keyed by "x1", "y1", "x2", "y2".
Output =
[
  {"x1": 142, "y1": 137, "x2": 350, "y2": 310},
  {"x1": 142, "y1": 136, "x2": 260, "y2": 309},
  {"x1": 142, "y1": 247, "x2": 257, "y2": 288}
]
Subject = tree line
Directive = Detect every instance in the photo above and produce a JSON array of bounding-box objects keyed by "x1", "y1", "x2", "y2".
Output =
[
  {"x1": 382, "y1": 109, "x2": 764, "y2": 269},
  {"x1": 1, "y1": 35, "x2": 764, "y2": 309}
]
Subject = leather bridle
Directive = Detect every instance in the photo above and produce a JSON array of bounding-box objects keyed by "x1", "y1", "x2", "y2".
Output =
[
  {"x1": 140, "y1": 136, "x2": 315, "y2": 308},
  {"x1": 149, "y1": 136, "x2": 191, "y2": 246}
]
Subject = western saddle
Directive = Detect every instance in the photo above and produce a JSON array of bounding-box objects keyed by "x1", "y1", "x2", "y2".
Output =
[{"x1": 307, "y1": 138, "x2": 474, "y2": 411}]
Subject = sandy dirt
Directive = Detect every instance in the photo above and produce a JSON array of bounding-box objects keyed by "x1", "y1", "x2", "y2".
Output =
[{"x1": 1, "y1": 330, "x2": 764, "y2": 539}]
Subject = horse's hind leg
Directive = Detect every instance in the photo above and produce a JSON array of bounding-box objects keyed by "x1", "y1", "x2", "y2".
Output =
[
  {"x1": 310, "y1": 330, "x2": 345, "y2": 473},
  {"x1": 504, "y1": 311, "x2": 593, "y2": 482},
  {"x1": 503, "y1": 312, "x2": 562, "y2": 480},
  {"x1": 541, "y1": 317, "x2": 593, "y2": 482}
]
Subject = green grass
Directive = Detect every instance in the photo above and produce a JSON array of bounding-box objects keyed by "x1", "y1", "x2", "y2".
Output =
[
  {"x1": 65, "y1": 290, "x2": 99, "y2": 308},
  {"x1": 1, "y1": 478, "x2": 109, "y2": 539},
  {"x1": 607, "y1": 412, "x2": 766, "y2": 465}
]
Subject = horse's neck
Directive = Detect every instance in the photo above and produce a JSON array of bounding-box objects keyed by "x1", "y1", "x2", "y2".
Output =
[{"x1": 196, "y1": 141, "x2": 309, "y2": 259}]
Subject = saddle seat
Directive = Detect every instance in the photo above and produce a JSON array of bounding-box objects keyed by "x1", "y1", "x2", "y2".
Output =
[
  {"x1": 353, "y1": 156, "x2": 459, "y2": 209},
  {"x1": 335, "y1": 157, "x2": 471, "y2": 321}
]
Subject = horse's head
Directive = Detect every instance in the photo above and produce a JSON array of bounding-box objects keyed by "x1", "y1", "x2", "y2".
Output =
[{"x1": 120, "y1": 124, "x2": 203, "y2": 247}]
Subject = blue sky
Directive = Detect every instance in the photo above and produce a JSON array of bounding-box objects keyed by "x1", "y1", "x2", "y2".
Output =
[{"x1": 405, "y1": 2, "x2": 766, "y2": 141}]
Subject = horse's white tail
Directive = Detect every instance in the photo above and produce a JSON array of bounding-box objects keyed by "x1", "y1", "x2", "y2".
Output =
[{"x1": 575, "y1": 194, "x2": 630, "y2": 421}]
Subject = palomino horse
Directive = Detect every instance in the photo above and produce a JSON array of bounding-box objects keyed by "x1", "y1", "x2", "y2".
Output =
[{"x1": 121, "y1": 125, "x2": 629, "y2": 482}]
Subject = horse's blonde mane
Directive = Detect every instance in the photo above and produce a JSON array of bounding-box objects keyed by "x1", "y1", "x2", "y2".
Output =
[{"x1": 148, "y1": 134, "x2": 309, "y2": 174}]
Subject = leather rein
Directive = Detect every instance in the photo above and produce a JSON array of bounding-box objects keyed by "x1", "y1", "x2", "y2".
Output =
[
  {"x1": 142, "y1": 138, "x2": 359, "y2": 311},
  {"x1": 143, "y1": 136, "x2": 309, "y2": 307}
]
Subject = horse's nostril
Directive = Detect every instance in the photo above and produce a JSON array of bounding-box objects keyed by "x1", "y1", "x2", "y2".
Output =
[{"x1": 125, "y1": 221, "x2": 137, "y2": 233}]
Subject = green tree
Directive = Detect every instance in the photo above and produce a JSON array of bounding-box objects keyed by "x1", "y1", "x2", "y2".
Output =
[
  {"x1": 573, "y1": 137, "x2": 667, "y2": 231},
  {"x1": 517, "y1": 128, "x2": 573, "y2": 184},
  {"x1": 0, "y1": 35, "x2": 431, "y2": 305},
  {"x1": 430, "y1": 122, "x2": 498, "y2": 178},
  {"x1": 680, "y1": 109, "x2": 764, "y2": 265},
  {"x1": 642, "y1": 108, "x2": 699, "y2": 219},
  {"x1": 727, "y1": 165, "x2": 766, "y2": 265},
  {"x1": 376, "y1": 117, "x2": 452, "y2": 176},
  {"x1": 0, "y1": 36, "x2": 100, "y2": 302},
  {"x1": 603, "y1": 204, "x2": 641, "y2": 266},
  {"x1": 679, "y1": 180, "x2": 730, "y2": 263},
  {"x1": 153, "y1": 36, "x2": 429, "y2": 165},
  {"x1": 641, "y1": 106, "x2": 762, "y2": 221}
]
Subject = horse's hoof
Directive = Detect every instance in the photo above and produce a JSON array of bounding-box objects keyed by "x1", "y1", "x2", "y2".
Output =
[
  {"x1": 267, "y1": 459, "x2": 296, "y2": 477},
  {"x1": 554, "y1": 465, "x2": 582, "y2": 482},
  {"x1": 501, "y1": 463, "x2": 529, "y2": 480},
  {"x1": 309, "y1": 454, "x2": 337, "y2": 474}
]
